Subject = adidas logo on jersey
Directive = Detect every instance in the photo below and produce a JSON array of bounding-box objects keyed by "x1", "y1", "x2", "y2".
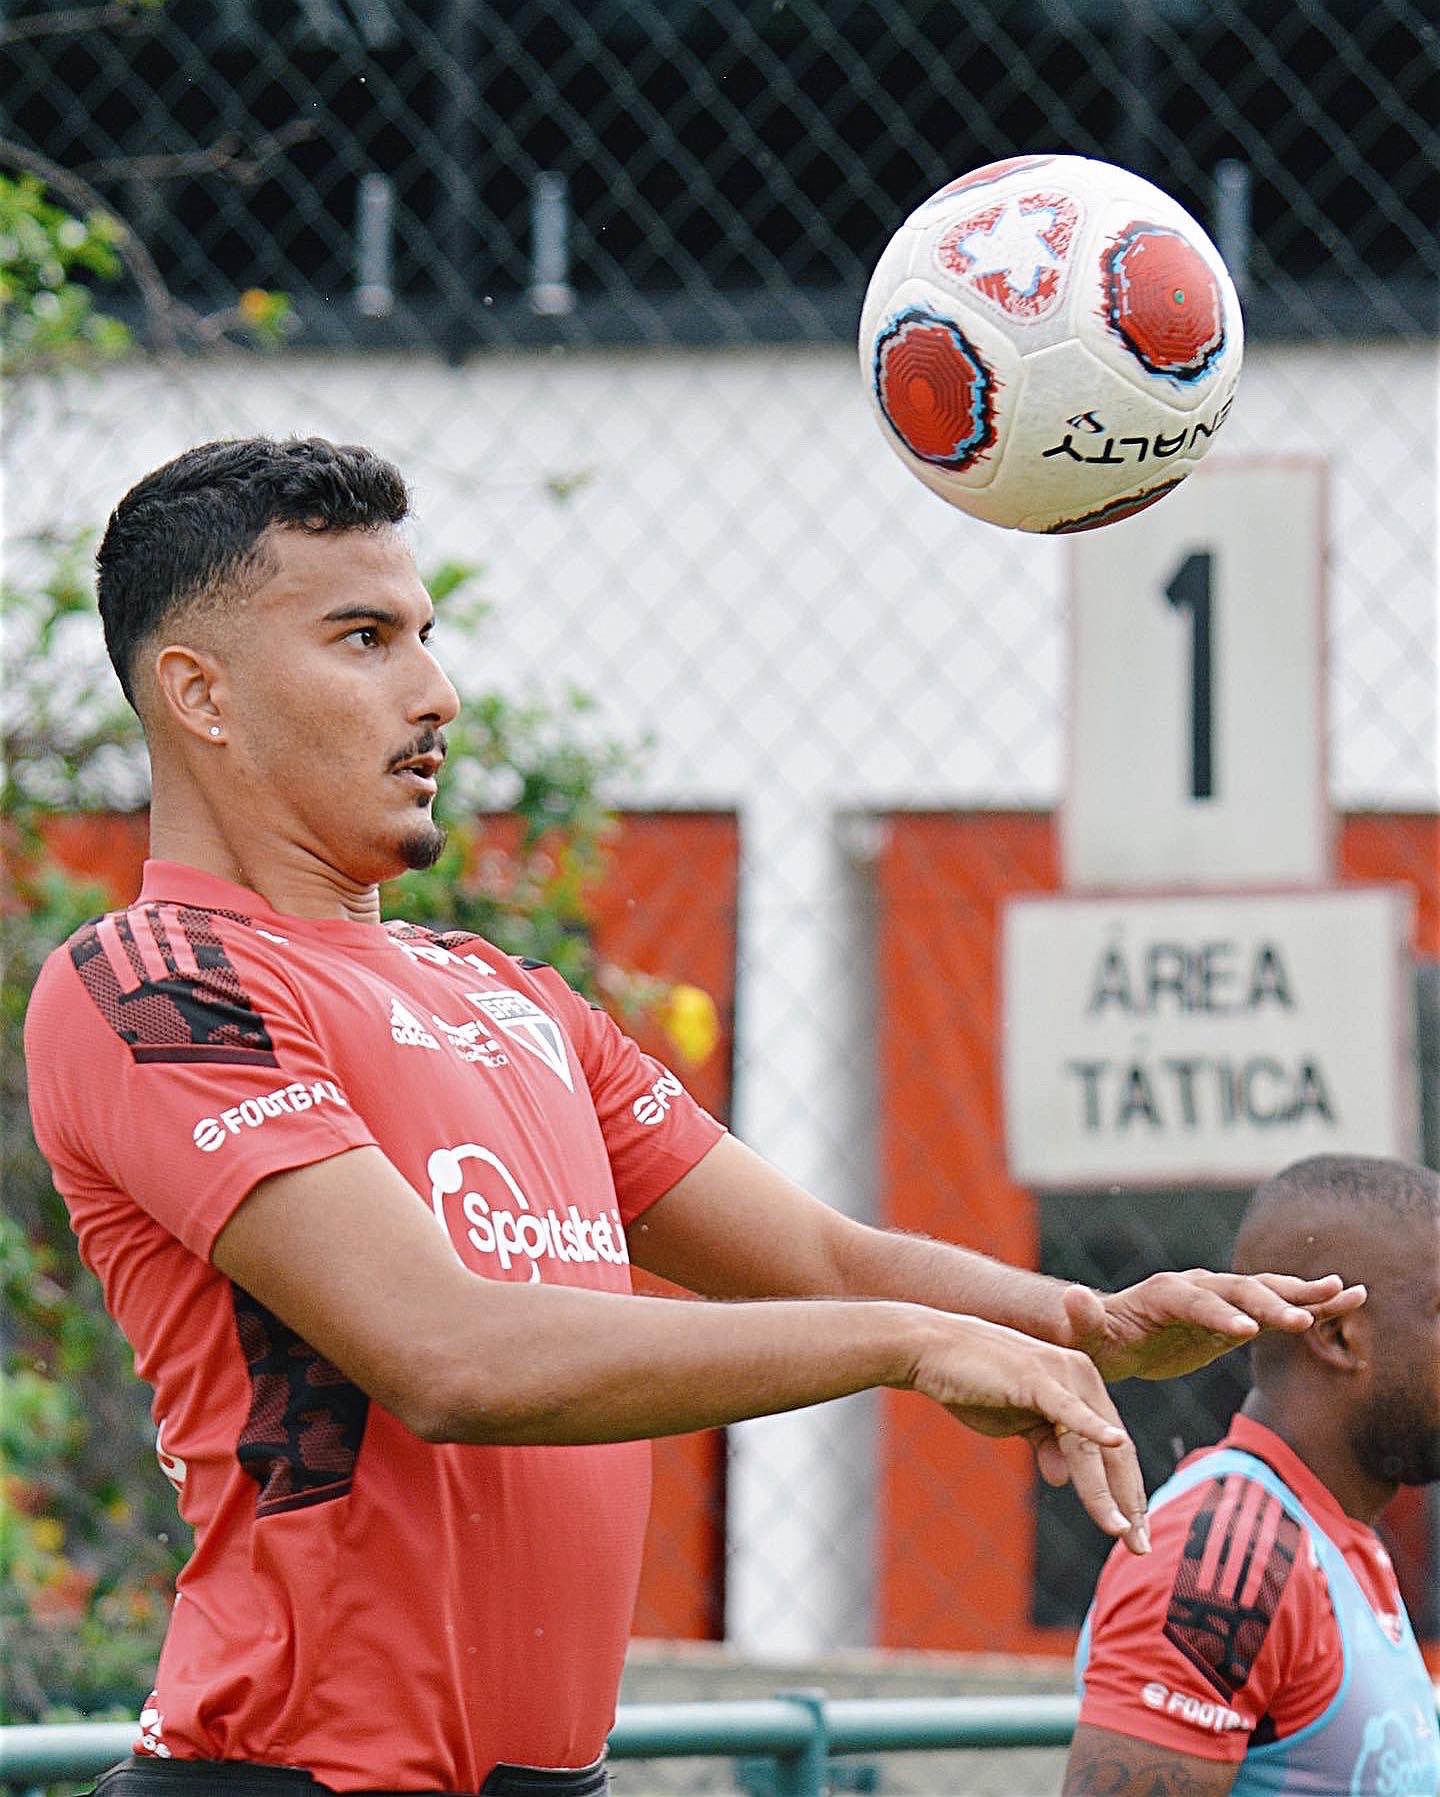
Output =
[{"x1": 390, "y1": 999, "x2": 441, "y2": 1050}]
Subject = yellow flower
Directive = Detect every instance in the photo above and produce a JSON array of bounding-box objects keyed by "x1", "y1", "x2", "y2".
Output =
[
  {"x1": 29, "y1": 1515, "x2": 64, "y2": 1554},
  {"x1": 661, "y1": 984, "x2": 720, "y2": 1068}
]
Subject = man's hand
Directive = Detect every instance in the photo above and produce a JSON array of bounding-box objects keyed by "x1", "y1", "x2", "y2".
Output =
[
  {"x1": 1059, "y1": 1270, "x2": 1367, "y2": 1383},
  {"x1": 904, "y1": 1313, "x2": 1151, "y2": 1554}
]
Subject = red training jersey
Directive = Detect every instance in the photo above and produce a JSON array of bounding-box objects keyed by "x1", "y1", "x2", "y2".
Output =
[
  {"x1": 1078, "y1": 1414, "x2": 1411, "y2": 1758},
  {"x1": 24, "y1": 860, "x2": 726, "y2": 1792}
]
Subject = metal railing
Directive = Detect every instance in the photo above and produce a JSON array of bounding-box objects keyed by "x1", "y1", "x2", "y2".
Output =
[
  {"x1": 6, "y1": 1691, "x2": 1440, "y2": 1796},
  {"x1": 2, "y1": 1696, "x2": 1077, "y2": 1797}
]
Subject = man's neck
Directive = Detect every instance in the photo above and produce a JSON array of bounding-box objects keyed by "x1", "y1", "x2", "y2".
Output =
[
  {"x1": 147, "y1": 813, "x2": 384, "y2": 927},
  {"x1": 1240, "y1": 1390, "x2": 1396, "y2": 1525}
]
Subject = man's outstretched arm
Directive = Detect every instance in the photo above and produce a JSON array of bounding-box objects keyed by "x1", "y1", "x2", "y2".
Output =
[
  {"x1": 212, "y1": 1145, "x2": 1151, "y2": 1550},
  {"x1": 629, "y1": 1134, "x2": 1365, "y2": 1382}
]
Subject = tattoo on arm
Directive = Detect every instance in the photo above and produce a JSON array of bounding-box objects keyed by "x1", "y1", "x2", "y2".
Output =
[{"x1": 1062, "y1": 1726, "x2": 1240, "y2": 1797}]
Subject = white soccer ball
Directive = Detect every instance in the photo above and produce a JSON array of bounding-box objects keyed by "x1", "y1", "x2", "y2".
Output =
[{"x1": 859, "y1": 154, "x2": 1245, "y2": 534}]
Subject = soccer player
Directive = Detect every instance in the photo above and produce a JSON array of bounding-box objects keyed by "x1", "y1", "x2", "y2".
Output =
[
  {"x1": 1066, "y1": 1154, "x2": 1440, "y2": 1797},
  {"x1": 25, "y1": 438, "x2": 1365, "y2": 1797}
]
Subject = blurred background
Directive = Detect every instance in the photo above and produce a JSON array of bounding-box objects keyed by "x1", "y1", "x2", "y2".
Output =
[{"x1": 2, "y1": 0, "x2": 1437, "y2": 1786}]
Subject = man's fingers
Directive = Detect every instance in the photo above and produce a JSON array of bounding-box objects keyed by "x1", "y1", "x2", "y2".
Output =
[
  {"x1": 1251, "y1": 1273, "x2": 1344, "y2": 1298},
  {"x1": 1199, "y1": 1271, "x2": 1366, "y2": 1333},
  {"x1": 1026, "y1": 1413, "x2": 1151, "y2": 1552},
  {"x1": 1305, "y1": 1283, "x2": 1367, "y2": 1320},
  {"x1": 1030, "y1": 1426, "x2": 1071, "y2": 1488},
  {"x1": 1050, "y1": 1421, "x2": 1149, "y2": 1552},
  {"x1": 1164, "y1": 1284, "x2": 1263, "y2": 1338},
  {"x1": 922, "y1": 1316, "x2": 1149, "y2": 1546},
  {"x1": 1034, "y1": 1379, "x2": 1148, "y2": 1549},
  {"x1": 1247, "y1": 1273, "x2": 1366, "y2": 1320}
]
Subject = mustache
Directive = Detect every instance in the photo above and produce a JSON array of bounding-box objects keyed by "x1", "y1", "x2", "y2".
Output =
[{"x1": 386, "y1": 729, "x2": 448, "y2": 773}]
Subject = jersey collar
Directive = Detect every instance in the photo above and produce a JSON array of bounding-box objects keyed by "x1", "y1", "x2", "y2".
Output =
[
  {"x1": 136, "y1": 859, "x2": 392, "y2": 950},
  {"x1": 1223, "y1": 1413, "x2": 1380, "y2": 1549}
]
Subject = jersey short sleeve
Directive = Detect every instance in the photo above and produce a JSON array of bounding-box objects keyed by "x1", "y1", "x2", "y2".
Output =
[
  {"x1": 1078, "y1": 1466, "x2": 1342, "y2": 1756},
  {"x1": 513, "y1": 959, "x2": 726, "y2": 1221},
  {"x1": 25, "y1": 905, "x2": 377, "y2": 1260}
]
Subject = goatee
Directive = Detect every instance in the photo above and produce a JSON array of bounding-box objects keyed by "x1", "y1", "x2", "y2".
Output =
[
  {"x1": 1352, "y1": 1394, "x2": 1440, "y2": 1489},
  {"x1": 400, "y1": 822, "x2": 448, "y2": 872}
]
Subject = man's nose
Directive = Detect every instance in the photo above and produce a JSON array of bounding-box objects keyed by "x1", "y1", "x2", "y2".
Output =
[{"x1": 412, "y1": 649, "x2": 460, "y2": 727}]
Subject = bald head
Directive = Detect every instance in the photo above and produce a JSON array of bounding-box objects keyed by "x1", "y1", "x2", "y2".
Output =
[
  {"x1": 1236, "y1": 1155, "x2": 1440, "y2": 1495},
  {"x1": 1235, "y1": 1154, "x2": 1439, "y2": 1292}
]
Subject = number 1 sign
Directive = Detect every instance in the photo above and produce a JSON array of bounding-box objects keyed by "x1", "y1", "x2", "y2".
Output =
[{"x1": 1061, "y1": 459, "x2": 1330, "y2": 892}]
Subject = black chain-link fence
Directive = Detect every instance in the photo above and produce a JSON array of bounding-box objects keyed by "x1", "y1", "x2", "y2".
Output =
[{"x1": 5, "y1": 0, "x2": 1438, "y2": 351}]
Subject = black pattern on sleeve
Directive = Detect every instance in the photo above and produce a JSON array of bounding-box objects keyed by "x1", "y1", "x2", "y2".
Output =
[
  {"x1": 69, "y1": 906, "x2": 278, "y2": 1067},
  {"x1": 1162, "y1": 1474, "x2": 1302, "y2": 1699}
]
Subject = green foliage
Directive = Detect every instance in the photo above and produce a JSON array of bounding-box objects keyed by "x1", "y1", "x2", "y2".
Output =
[
  {"x1": 3, "y1": 530, "x2": 146, "y2": 817},
  {"x1": 0, "y1": 167, "x2": 293, "y2": 374},
  {"x1": 0, "y1": 174, "x2": 130, "y2": 374}
]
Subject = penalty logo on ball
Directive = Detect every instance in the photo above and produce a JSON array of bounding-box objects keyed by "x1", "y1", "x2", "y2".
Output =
[
  {"x1": 871, "y1": 307, "x2": 999, "y2": 472},
  {"x1": 1102, "y1": 223, "x2": 1227, "y2": 381}
]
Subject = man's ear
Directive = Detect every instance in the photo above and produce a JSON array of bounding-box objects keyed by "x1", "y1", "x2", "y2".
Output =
[
  {"x1": 152, "y1": 642, "x2": 229, "y2": 745},
  {"x1": 1303, "y1": 1304, "x2": 1371, "y2": 1376}
]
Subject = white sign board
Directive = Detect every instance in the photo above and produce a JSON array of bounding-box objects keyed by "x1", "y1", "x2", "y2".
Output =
[
  {"x1": 1063, "y1": 460, "x2": 1330, "y2": 891},
  {"x1": 1002, "y1": 887, "x2": 1414, "y2": 1188}
]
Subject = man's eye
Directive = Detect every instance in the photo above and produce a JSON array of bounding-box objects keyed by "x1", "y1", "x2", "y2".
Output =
[{"x1": 347, "y1": 626, "x2": 381, "y2": 648}]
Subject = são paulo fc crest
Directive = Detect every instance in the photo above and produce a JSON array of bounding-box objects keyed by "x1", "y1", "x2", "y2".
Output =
[
  {"x1": 468, "y1": 991, "x2": 573, "y2": 1090},
  {"x1": 872, "y1": 307, "x2": 999, "y2": 472}
]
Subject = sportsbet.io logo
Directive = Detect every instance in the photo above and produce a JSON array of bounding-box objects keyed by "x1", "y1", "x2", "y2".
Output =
[
  {"x1": 192, "y1": 1080, "x2": 347, "y2": 1152},
  {"x1": 427, "y1": 1143, "x2": 629, "y2": 1282},
  {"x1": 1350, "y1": 1710, "x2": 1437, "y2": 1797}
]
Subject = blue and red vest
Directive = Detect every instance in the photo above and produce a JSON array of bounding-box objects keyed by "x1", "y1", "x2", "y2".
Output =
[{"x1": 1078, "y1": 1448, "x2": 1439, "y2": 1796}]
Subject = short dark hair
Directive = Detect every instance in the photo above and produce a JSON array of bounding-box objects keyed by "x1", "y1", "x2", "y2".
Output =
[
  {"x1": 96, "y1": 436, "x2": 410, "y2": 707},
  {"x1": 1241, "y1": 1153, "x2": 1440, "y2": 1243}
]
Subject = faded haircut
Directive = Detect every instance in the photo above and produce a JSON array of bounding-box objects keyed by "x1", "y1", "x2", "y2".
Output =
[
  {"x1": 95, "y1": 436, "x2": 410, "y2": 708},
  {"x1": 1239, "y1": 1154, "x2": 1440, "y2": 1249}
]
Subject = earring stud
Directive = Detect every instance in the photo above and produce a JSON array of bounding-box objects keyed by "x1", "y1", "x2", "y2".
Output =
[{"x1": 209, "y1": 725, "x2": 222, "y2": 738}]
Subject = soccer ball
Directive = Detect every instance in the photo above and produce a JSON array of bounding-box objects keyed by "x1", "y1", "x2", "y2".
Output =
[{"x1": 859, "y1": 154, "x2": 1244, "y2": 533}]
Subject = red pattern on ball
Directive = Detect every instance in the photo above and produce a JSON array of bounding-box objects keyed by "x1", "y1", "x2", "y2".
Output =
[
  {"x1": 874, "y1": 313, "x2": 997, "y2": 469},
  {"x1": 1048, "y1": 478, "x2": 1186, "y2": 534},
  {"x1": 922, "y1": 154, "x2": 1056, "y2": 208},
  {"x1": 937, "y1": 190, "x2": 1079, "y2": 322},
  {"x1": 1103, "y1": 224, "x2": 1225, "y2": 379}
]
